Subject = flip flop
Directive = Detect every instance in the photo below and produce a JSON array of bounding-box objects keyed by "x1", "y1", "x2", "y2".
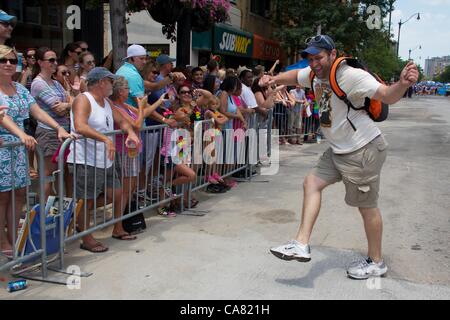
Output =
[
  {"x1": 112, "y1": 233, "x2": 137, "y2": 241},
  {"x1": 80, "y1": 242, "x2": 109, "y2": 253}
]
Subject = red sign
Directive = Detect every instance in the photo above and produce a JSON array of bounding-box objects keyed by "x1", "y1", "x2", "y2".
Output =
[{"x1": 253, "y1": 34, "x2": 282, "y2": 61}]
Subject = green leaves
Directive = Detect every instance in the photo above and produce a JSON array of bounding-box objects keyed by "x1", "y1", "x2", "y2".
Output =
[{"x1": 273, "y1": 0, "x2": 407, "y2": 81}]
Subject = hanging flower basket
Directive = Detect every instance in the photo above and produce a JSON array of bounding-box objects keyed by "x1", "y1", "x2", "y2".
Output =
[
  {"x1": 191, "y1": 0, "x2": 230, "y2": 32},
  {"x1": 147, "y1": 0, "x2": 185, "y2": 24},
  {"x1": 127, "y1": 0, "x2": 231, "y2": 40}
]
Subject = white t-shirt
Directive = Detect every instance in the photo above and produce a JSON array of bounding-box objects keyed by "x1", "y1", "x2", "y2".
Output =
[
  {"x1": 297, "y1": 63, "x2": 382, "y2": 154},
  {"x1": 240, "y1": 83, "x2": 258, "y2": 108}
]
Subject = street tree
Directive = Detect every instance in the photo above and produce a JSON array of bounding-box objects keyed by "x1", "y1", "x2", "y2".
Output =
[
  {"x1": 436, "y1": 66, "x2": 450, "y2": 83},
  {"x1": 273, "y1": 0, "x2": 401, "y2": 78}
]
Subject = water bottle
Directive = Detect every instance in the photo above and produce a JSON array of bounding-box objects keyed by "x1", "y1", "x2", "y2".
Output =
[
  {"x1": 7, "y1": 279, "x2": 28, "y2": 292},
  {"x1": 316, "y1": 133, "x2": 321, "y2": 144}
]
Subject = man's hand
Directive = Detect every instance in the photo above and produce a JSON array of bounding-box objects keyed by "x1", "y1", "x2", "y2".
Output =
[
  {"x1": 172, "y1": 72, "x2": 186, "y2": 82},
  {"x1": 400, "y1": 61, "x2": 419, "y2": 87},
  {"x1": 104, "y1": 138, "x2": 116, "y2": 161}
]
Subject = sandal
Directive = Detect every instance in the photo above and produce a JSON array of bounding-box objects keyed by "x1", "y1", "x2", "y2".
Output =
[
  {"x1": 80, "y1": 242, "x2": 109, "y2": 253},
  {"x1": 112, "y1": 233, "x2": 137, "y2": 241},
  {"x1": 157, "y1": 207, "x2": 176, "y2": 217}
]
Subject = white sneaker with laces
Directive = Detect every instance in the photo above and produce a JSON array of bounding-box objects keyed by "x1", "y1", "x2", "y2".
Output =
[
  {"x1": 270, "y1": 240, "x2": 311, "y2": 262},
  {"x1": 347, "y1": 257, "x2": 388, "y2": 279}
]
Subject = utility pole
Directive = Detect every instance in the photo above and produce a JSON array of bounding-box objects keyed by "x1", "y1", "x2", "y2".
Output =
[{"x1": 388, "y1": 0, "x2": 394, "y2": 36}]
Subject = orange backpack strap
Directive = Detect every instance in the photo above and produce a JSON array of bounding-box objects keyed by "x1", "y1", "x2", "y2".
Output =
[
  {"x1": 329, "y1": 57, "x2": 348, "y2": 98},
  {"x1": 329, "y1": 57, "x2": 359, "y2": 131}
]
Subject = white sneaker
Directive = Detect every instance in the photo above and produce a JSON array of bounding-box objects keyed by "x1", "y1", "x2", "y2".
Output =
[
  {"x1": 347, "y1": 257, "x2": 388, "y2": 280},
  {"x1": 269, "y1": 240, "x2": 311, "y2": 262}
]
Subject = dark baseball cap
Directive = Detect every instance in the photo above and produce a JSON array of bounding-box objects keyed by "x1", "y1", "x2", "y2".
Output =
[
  {"x1": 86, "y1": 67, "x2": 119, "y2": 84},
  {"x1": 156, "y1": 54, "x2": 176, "y2": 65},
  {"x1": 301, "y1": 35, "x2": 336, "y2": 58}
]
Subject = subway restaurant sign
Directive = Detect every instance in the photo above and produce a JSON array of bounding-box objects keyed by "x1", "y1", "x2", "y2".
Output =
[{"x1": 213, "y1": 24, "x2": 253, "y2": 58}]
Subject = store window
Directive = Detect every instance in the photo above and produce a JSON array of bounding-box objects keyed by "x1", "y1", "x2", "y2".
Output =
[{"x1": 0, "y1": 0, "x2": 68, "y2": 53}]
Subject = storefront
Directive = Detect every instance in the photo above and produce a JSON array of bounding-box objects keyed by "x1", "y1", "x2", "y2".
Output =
[
  {"x1": 192, "y1": 23, "x2": 253, "y2": 69},
  {"x1": 0, "y1": 0, "x2": 104, "y2": 62},
  {"x1": 252, "y1": 34, "x2": 283, "y2": 70},
  {"x1": 192, "y1": 24, "x2": 284, "y2": 71},
  {"x1": 212, "y1": 23, "x2": 253, "y2": 68}
]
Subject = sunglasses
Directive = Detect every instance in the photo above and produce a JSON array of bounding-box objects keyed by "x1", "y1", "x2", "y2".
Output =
[
  {"x1": 0, "y1": 21, "x2": 16, "y2": 28},
  {"x1": 179, "y1": 90, "x2": 192, "y2": 95},
  {"x1": 27, "y1": 55, "x2": 35, "y2": 59},
  {"x1": 0, "y1": 58, "x2": 18, "y2": 65},
  {"x1": 151, "y1": 70, "x2": 160, "y2": 75},
  {"x1": 81, "y1": 48, "x2": 88, "y2": 52},
  {"x1": 305, "y1": 35, "x2": 334, "y2": 48},
  {"x1": 61, "y1": 71, "x2": 70, "y2": 76},
  {"x1": 43, "y1": 58, "x2": 58, "y2": 64},
  {"x1": 85, "y1": 60, "x2": 95, "y2": 65}
]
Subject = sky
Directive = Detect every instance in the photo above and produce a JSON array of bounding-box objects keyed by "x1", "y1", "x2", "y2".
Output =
[{"x1": 389, "y1": 0, "x2": 450, "y2": 68}]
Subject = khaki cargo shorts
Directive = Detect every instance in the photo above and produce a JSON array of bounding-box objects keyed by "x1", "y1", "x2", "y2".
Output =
[{"x1": 311, "y1": 135, "x2": 388, "y2": 208}]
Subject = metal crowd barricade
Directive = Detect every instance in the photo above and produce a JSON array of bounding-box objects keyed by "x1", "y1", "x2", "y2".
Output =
[
  {"x1": 270, "y1": 102, "x2": 321, "y2": 143},
  {"x1": 0, "y1": 142, "x2": 47, "y2": 280},
  {"x1": 1, "y1": 115, "x2": 275, "y2": 281},
  {"x1": 302, "y1": 112, "x2": 320, "y2": 143},
  {"x1": 0, "y1": 109, "x2": 278, "y2": 284},
  {"x1": 184, "y1": 118, "x2": 248, "y2": 213},
  {"x1": 53, "y1": 124, "x2": 186, "y2": 273}
]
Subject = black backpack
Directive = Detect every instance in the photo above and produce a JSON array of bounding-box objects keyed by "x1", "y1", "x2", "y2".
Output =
[{"x1": 122, "y1": 196, "x2": 147, "y2": 234}]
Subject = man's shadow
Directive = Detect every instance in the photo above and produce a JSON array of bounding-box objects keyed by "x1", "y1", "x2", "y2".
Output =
[{"x1": 275, "y1": 246, "x2": 360, "y2": 288}]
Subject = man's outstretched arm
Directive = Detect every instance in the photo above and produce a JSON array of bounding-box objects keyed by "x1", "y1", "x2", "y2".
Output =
[{"x1": 373, "y1": 61, "x2": 419, "y2": 105}]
